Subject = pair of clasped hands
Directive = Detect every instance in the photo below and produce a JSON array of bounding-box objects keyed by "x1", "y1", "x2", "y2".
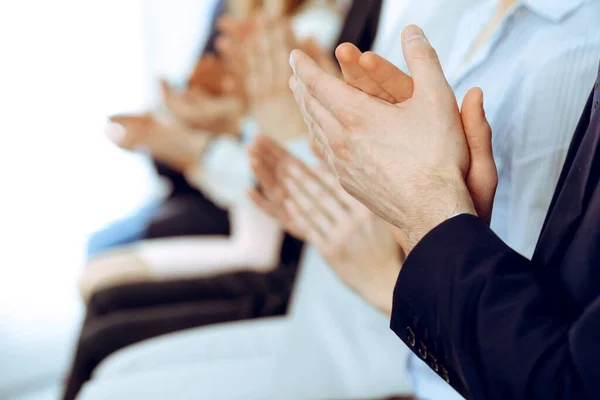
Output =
[
  {"x1": 248, "y1": 25, "x2": 498, "y2": 315},
  {"x1": 105, "y1": 14, "x2": 332, "y2": 175}
]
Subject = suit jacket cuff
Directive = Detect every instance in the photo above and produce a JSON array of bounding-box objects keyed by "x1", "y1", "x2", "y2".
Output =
[{"x1": 390, "y1": 214, "x2": 510, "y2": 395}]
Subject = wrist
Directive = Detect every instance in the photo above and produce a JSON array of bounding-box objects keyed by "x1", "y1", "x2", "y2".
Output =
[
  {"x1": 363, "y1": 258, "x2": 403, "y2": 317},
  {"x1": 405, "y1": 171, "x2": 476, "y2": 253}
]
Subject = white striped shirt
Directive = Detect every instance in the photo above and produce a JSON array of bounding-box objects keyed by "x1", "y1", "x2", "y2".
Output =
[
  {"x1": 448, "y1": 0, "x2": 600, "y2": 259},
  {"x1": 408, "y1": 0, "x2": 600, "y2": 398}
]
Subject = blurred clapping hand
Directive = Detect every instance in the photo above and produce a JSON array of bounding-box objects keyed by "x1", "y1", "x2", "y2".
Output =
[
  {"x1": 240, "y1": 14, "x2": 340, "y2": 142},
  {"x1": 105, "y1": 113, "x2": 214, "y2": 173},
  {"x1": 160, "y1": 78, "x2": 244, "y2": 135},
  {"x1": 248, "y1": 135, "x2": 403, "y2": 315}
]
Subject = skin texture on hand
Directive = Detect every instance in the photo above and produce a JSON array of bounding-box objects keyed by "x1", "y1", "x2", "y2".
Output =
[
  {"x1": 335, "y1": 42, "x2": 497, "y2": 225},
  {"x1": 248, "y1": 134, "x2": 402, "y2": 315},
  {"x1": 106, "y1": 113, "x2": 214, "y2": 173},
  {"x1": 247, "y1": 134, "x2": 306, "y2": 238},
  {"x1": 288, "y1": 25, "x2": 482, "y2": 252}
]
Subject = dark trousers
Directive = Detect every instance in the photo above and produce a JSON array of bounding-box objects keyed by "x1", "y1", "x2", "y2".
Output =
[
  {"x1": 63, "y1": 267, "x2": 299, "y2": 400},
  {"x1": 87, "y1": 189, "x2": 231, "y2": 257},
  {"x1": 65, "y1": 234, "x2": 303, "y2": 400}
]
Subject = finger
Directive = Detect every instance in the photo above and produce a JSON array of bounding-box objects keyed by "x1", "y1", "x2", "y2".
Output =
[
  {"x1": 289, "y1": 75, "x2": 339, "y2": 155},
  {"x1": 285, "y1": 163, "x2": 348, "y2": 222},
  {"x1": 461, "y1": 87, "x2": 497, "y2": 224},
  {"x1": 285, "y1": 173, "x2": 334, "y2": 234},
  {"x1": 400, "y1": 25, "x2": 450, "y2": 98},
  {"x1": 109, "y1": 114, "x2": 151, "y2": 127},
  {"x1": 249, "y1": 134, "x2": 291, "y2": 166},
  {"x1": 290, "y1": 49, "x2": 366, "y2": 128},
  {"x1": 248, "y1": 188, "x2": 283, "y2": 221},
  {"x1": 104, "y1": 121, "x2": 127, "y2": 145},
  {"x1": 255, "y1": 17, "x2": 275, "y2": 96},
  {"x1": 335, "y1": 43, "x2": 395, "y2": 103},
  {"x1": 249, "y1": 154, "x2": 279, "y2": 192},
  {"x1": 216, "y1": 36, "x2": 244, "y2": 79},
  {"x1": 358, "y1": 52, "x2": 414, "y2": 103},
  {"x1": 249, "y1": 134, "x2": 298, "y2": 196},
  {"x1": 283, "y1": 193, "x2": 328, "y2": 246},
  {"x1": 248, "y1": 187, "x2": 305, "y2": 238},
  {"x1": 314, "y1": 164, "x2": 363, "y2": 213},
  {"x1": 309, "y1": 136, "x2": 326, "y2": 160},
  {"x1": 274, "y1": 20, "x2": 295, "y2": 88},
  {"x1": 217, "y1": 15, "x2": 253, "y2": 40}
]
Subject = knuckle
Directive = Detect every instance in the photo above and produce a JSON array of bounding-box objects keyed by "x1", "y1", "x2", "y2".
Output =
[{"x1": 410, "y1": 44, "x2": 439, "y2": 61}]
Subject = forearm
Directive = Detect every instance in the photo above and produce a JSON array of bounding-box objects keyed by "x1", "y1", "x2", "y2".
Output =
[
  {"x1": 391, "y1": 214, "x2": 595, "y2": 399},
  {"x1": 138, "y1": 200, "x2": 284, "y2": 277}
]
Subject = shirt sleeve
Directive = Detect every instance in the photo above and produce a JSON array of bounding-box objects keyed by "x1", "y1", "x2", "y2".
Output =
[
  {"x1": 506, "y1": 37, "x2": 600, "y2": 258},
  {"x1": 391, "y1": 214, "x2": 598, "y2": 399}
]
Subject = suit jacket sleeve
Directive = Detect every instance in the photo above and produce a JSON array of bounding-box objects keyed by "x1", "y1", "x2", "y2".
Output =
[{"x1": 391, "y1": 214, "x2": 598, "y2": 399}]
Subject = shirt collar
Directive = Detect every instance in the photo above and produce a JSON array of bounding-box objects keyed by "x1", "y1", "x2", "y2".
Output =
[{"x1": 521, "y1": 0, "x2": 586, "y2": 22}]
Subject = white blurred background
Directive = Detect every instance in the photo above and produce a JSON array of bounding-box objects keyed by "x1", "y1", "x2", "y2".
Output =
[{"x1": 0, "y1": 1, "x2": 215, "y2": 398}]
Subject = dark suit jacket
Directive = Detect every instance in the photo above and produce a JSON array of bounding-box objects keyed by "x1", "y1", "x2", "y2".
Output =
[{"x1": 391, "y1": 65, "x2": 600, "y2": 399}]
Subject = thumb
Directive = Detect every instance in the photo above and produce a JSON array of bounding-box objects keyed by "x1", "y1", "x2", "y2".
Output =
[
  {"x1": 461, "y1": 87, "x2": 497, "y2": 224},
  {"x1": 400, "y1": 25, "x2": 450, "y2": 98}
]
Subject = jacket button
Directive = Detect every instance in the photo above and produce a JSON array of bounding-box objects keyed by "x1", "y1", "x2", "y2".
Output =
[
  {"x1": 441, "y1": 366, "x2": 450, "y2": 383},
  {"x1": 429, "y1": 354, "x2": 439, "y2": 372},
  {"x1": 406, "y1": 327, "x2": 416, "y2": 347},
  {"x1": 418, "y1": 341, "x2": 428, "y2": 360}
]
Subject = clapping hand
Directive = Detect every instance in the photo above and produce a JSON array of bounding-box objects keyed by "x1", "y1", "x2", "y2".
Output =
[
  {"x1": 106, "y1": 113, "x2": 213, "y2": 173},
  {"x1": 160, "y1": 80, "x2": 244, "y2": 135},
  {"x1": 289, "y1": 25, "x2": 496, "y2": 252},
  {"x1": 243, "y1": 15, "x2": 308, "y2": 141},
  {"x1": 249, "y1": 135, "x2": 402, "y2": 315},
  {"x1": 334, "y1": 42, "x2": 497, "y2": 225}
]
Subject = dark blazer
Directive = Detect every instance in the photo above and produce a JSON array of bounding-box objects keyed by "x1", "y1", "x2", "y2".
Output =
[{"x1": 391, "y1": 65, "x2": 600, "y2": 399}]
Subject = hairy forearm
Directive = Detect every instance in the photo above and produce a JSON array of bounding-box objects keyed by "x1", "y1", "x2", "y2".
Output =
[{"x1": 382, "y1": 171, "x2": 477, "y2": 254}]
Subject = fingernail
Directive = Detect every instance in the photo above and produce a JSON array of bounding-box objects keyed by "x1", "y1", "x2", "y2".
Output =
[
  {"x1": 402, "y1": 25, "x2": 427, "y2": 42},
  {"x1": 105, "y1": 122, "x2": 126, "y2": 143},
  {"x1": 289, "y1": 76, "x2": 297, "y2": 92},
  {"x1": 289, "y1": 52, "x2": 296, "y2": 73}
]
